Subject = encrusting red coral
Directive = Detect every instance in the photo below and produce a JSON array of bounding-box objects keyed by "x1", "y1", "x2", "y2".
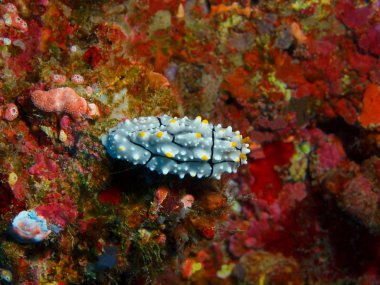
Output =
[
  {"x1": 358, "y1": 84, "x2": 380, "y2": 129},
  {"x1": 36, "y1": 196, "x2": 78, "y2": 229},
  {"x1": 31, "y1": 87, "x2": 90, "y2": 121}
]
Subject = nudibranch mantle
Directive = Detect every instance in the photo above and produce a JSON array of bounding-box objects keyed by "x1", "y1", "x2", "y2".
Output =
[{"x1": 102, "y1": 115, "x2": 250, "y2": 179}]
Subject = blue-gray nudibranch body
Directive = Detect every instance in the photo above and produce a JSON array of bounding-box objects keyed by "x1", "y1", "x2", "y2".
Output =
[{"x1": 102, "y1": 115, "x2": 250, "y2": 179}]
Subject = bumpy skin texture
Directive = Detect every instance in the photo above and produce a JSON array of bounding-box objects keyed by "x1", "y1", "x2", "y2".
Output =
[{"x1": 102, "y1": 115, "x2": 250, "y2": 179}]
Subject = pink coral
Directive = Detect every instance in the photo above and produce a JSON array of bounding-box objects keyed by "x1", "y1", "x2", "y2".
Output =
[
  {"x1": 2, "y1": 10, "x2": 28, "y2": 33},
  {"x1": 71, "y1": 74, "x2": 84, "y2": 84},
  {"x1": 3, "y1": 103, "x2": 18, "y2": 121},
  {"x1": 31, "y1": 87, "x2": 89, "y2": 120},
  {"x1": 50, "y1": 74, "x2": 66, "y2": 84},
  {"x1": 1, "y1": 3, "x2": 18, "y2": 14}
]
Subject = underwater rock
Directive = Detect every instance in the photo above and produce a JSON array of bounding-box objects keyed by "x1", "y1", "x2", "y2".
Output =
[
  {"x1": 341, "y1": 173, "x2": 380, "y2": 231},
  {"x1": 200, "y1": 192, "x2": 227, "y2": 211},
  {"x1": 234, "y1": 251, "x2": 302, "y2": 285},
  {"x1": 102, "y1": 115, "x2": 250, "y2": 179}
]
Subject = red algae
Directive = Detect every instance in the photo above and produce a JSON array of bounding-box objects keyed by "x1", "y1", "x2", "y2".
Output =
[
  {"x1": 83, "y1": 46, "x2": 102, "y2": 68},
  {"x1": 36, "y1": 197, "x2": 78, "y2": 229},
  {"x1": 29, "y1": 153, "x2": 59, "y2": 179},
  {"x1": 359, "y1": 24, "x2": 380, "y2": 56},
  {"x1": 249, "y1": 142, "x2": 294, "y2": 202}
]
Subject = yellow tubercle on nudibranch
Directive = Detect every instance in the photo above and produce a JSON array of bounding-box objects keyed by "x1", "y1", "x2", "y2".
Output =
[
  {"x1": 156, "y1": 131, "x2": 163, "y2": 138},
  {"x1": 240, "y1": 154, "x2": 247, "y2": 160},
  {"x1": 119, "y1": 146, "x2": 126, "y2": 151},
  {"x1": 169, "y1": 119, "x2": 177, "y2": 123},
  {"x1": 231, "y1": 141, "x2": 237, "y2": 148},
  {"x1": 165, "y1": 152, "x2": 174, "y2": 158},
  {"x1": 139, "y1": 131, "x2": 146, "y2": 137},
  {"x1": 201, "y1": 155, "x2": 209, "y2": 161},
  {"x1": 195, "y1": 132, "x2": 202, "y2": 139},
  {"x1": 202, "y1": 119, "x2": 209, "y2": 124}
]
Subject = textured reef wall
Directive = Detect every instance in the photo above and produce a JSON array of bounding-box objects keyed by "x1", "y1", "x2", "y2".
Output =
[{"x1": 0, "y1": 0, "x2": 380, "y2": 284}]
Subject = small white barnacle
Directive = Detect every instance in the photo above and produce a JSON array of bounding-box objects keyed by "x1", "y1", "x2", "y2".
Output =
[{"x1": 102, "y1": 115, "x2": 251, "y2": 179}]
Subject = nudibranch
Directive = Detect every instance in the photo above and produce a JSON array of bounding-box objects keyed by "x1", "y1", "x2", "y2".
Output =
[{"x1": 102, "y1": 115, "x2": 250, "y2": 179}]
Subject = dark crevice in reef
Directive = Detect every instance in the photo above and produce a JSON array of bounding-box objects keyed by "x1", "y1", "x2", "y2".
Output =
[
  {"x1": 315, "y1": 191, "x2": 379, "y2": 276},
  {"x1": 109, "y1": 158, "x2": 220, "y2": 194},
  {"x1": 108, "y1": 160, "x2": 159, "y2": 197},
  {"x1": 317, "y1": 117, "x2": 378, "y2": 164}
]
